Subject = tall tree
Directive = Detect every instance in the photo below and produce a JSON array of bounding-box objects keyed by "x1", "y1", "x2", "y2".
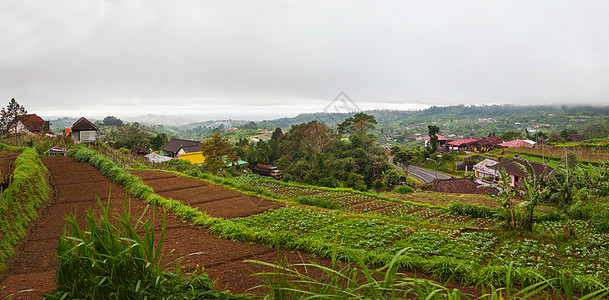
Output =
[
  {"x1": 0, "y1": 98, "x2": 27, "y2": 133},
  {"x1": 427, "y1": 125, "x2": 440, "y2": 152},
  {"x1": 149, "y1": 133, "x2": 168, "y2": 150},
  {"x1": 337, "y1": 112, "x2": 377, "y2": 134},
  {"x1": 200, "y1": 133, "x2": 238, "y2": 174},
  {"x1": 102, "y1": 116, "x2": 124, "y2": 126}
]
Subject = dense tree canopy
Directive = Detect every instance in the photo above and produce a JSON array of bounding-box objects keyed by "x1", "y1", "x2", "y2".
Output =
[
  {"x1": 237, "y1": 118, "x2": 389, "y2": 190},
  {"x1": 102, "y1": 116, "x2": 124, "y2": 126}
]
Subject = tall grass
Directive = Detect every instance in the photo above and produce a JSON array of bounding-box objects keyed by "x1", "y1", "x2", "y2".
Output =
[
  {"x1": 447, "y1": 202, "x2": 499, "y2": 219},
  {"x1": 0, "y1": 146, "x2": 49, "y2": 272},
  {"x1": 46, "y1": 197, "x2": 251, "y2": 299},
  {"x1": 248, "y1": 249, "x2": 609, "y2": 300}
]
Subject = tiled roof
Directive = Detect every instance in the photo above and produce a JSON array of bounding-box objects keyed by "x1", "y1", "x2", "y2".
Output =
[
  {"x1": 493, "y1": 158, "x2": 553, "y2": 179},
  {"x1": 498, "y1": 139, "x2": 534, "y2": 148},
  {"x1": 16, "y1": 114, "x2": 49, "y2": 132},
  {"x1": 470, "y1": 136, "x2": 505, "y2": 146},
  {"x1": 447, "y1": 139, "x2": 477, "y2": 146},
  {"x1": 160, "y1": 138, "x2": 200, "y2": 154},
  {"x1": 71, "y1": 117, "x2": 99, "y2": 131},
  {"x1": 422, "y1": 134, "x2": 447, "y2": 141}
]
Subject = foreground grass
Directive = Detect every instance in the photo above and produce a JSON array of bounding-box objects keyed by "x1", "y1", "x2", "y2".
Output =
[{"x1": 46, "y1": 197, "x2": 251, "y2": 299}]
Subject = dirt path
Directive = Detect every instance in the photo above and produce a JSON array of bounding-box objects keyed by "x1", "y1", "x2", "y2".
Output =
[{"x1": 1, "y1": 157, "x2": 482, "y2": 299}]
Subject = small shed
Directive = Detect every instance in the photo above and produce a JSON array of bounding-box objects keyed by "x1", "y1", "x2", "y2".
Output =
[
  {"x1": 71, "y1": 117, "x2": 99, "y2": 144},
  {"x1": 472, "y1": 158, "x2": 499, "y2": 181}
]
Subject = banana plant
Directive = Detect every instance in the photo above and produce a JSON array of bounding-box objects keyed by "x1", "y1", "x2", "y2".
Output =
[{"x1": 516, "y1": 161, "x2": 549, "y2": 231}]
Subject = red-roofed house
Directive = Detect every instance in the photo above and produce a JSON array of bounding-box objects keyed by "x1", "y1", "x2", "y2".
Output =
[
  {"x1": 498, "y1": 139, "x2": 534, "y2": 148},
  {"x1": 464, "y1": 136, "x2": 505, "y2": 152},
  {"x1": 421, "y1": 134, "x2": 448, "y2": 148},
  {"x1": 9, "y1": 114, "x2": 50, "y2": 134},
  {"x1": 447, "y1": 139, "x2": 477, "y2": 151}
]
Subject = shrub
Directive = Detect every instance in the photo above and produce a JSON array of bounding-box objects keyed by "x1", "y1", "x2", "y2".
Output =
[
  {"x1": 319, "y1": 176, "x2": 341, "y2": 188},
  {"x1": 590, "y1": 215, "x2": 609, "y2": 234},
  {"x1": 393, "y1": 185, "x2": 414, "y2": 194},
  {"x1": 372, "y1": 179, "x2": 385, "y2": 193}
]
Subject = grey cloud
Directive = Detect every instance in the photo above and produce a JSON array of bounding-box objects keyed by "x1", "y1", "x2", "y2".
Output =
[{"x1": 1, "y1": 0, "x2": 608, "y2": 119}]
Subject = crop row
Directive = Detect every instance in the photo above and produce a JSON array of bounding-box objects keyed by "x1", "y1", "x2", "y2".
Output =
[{"x1": 232, "y1": 180, "x2": 486, "y2": 227}]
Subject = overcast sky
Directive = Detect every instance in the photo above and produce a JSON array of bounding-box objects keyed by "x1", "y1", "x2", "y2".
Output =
[{"x1": 1, "y1": 0, "x2": 608, "y2": 120}]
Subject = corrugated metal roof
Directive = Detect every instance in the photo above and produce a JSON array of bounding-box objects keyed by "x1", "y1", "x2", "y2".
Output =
[{"x1": 473, "y1": 158, "x2": 499, "y2": 176}]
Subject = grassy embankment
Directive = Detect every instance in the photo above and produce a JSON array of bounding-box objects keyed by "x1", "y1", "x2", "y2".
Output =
[{"x1": 0, "y1": 144, "x2": 49, "y2": 273}]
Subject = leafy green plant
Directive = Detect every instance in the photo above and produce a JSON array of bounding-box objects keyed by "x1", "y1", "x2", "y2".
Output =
[
  {"x1": 47, "y1": 197, "x2": 250, "y2": 299},
  {"x1": 393, "y1": 185, "x2": 414, "y2": 194}
]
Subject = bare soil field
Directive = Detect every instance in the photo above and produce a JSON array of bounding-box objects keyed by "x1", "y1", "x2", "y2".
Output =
[{"x1": 130, "y1": 170, "x2": 285, "y2": 218}]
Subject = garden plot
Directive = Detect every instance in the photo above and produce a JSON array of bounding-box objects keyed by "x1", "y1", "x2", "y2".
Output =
[
  {"x1": 254, "y1": 180, "x2": 483, "y2": 226},
  {"x1": 130, "y1": 170, "x2": 285, "y2": 218}
]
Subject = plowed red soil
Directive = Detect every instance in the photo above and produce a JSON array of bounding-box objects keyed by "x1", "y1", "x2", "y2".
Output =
[
  {"x1": 0, "y1": 151, "x2": 18, "y2": 186},
  {"x1": 1, "y1": 156, "x2": 482, "y2": 299},
  {"x1": 129, "y1": 170, "x2": 285, "y2": 218}
]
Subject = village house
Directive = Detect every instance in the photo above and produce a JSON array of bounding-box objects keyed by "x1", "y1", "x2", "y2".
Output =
[
  {"x1": 71, "y1": 117, "x2": 99, "y2": 144},
  {"x1": 9, "y1": 114, "x2": 51, "y2": 135},
  {"x1": 420, "y1": 134, "x2": 448, "y2": 148},
  {"x1": 447, "y1": 138, "x2": 477, "y2": 152},
  {"x1": 159, "y1": 138, "x2": 200, "y2": 157},
  {"x1": 472, "y1": 158, "x2": 499, "y2": 181},
  {"x1": 492, "y1": 158, "x2": 553, "y2": 187},
  {"x1": 464, "y1": 136, "x2": 505, "y2": 153}
]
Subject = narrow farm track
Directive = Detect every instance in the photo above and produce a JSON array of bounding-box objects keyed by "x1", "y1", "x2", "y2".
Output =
[{"x1": 0, "y1": 157, "x2": 318, "y2": 298}]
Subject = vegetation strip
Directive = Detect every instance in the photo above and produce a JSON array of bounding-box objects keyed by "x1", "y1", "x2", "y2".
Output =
[
  {"x1": 0, "y1": 145, "x2": 49, "y2": 273},
  {"x1": 69, "y1": 146, "x2": 609, "y2": 295}
]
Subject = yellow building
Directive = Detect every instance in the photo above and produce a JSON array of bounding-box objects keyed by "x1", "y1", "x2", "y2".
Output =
[{"x1": 177, "y1": 151, "x2": 206, "y2": 164}]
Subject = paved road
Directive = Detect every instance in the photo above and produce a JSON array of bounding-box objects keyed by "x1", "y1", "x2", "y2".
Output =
[{"x1": 388, "y1": 157, "x2": 452, "y2": 184}]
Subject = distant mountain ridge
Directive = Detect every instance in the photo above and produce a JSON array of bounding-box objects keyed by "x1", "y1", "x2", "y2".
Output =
[{"x1": 125, "y1": 114, "x2": 197, "y2": 126}]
